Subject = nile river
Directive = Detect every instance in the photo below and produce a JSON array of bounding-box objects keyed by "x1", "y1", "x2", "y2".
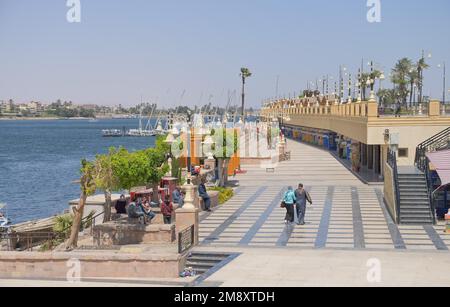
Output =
[{"x1": 0, "y1": 119, "x2": 157, "y2": 224}]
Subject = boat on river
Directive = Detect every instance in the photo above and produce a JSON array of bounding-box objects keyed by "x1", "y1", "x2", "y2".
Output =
[{"x1": 102, "y1": 129, "x2": 125, "y2": 137}]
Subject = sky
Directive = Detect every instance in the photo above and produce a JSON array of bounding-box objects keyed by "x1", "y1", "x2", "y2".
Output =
[{"x1": 0, "y1": 0, "x2": 449, "y2": 108}]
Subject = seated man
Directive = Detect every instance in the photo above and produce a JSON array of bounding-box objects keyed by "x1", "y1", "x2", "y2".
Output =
[
  {"x1": 138, "y1": 199, "x2": 156, "y2": 222},
  {"x1": 172, "y1": 186, "x2": 184, "y2": 209},
  {"x1": 127, "y1": 202, "x2": 145, "y2": 222},
  {"x1": 127, "y1": 201, "x2": 154, "y2": 224},
  {"x1": 198, "y1": 178, "x2": 211, "y2": 212}
]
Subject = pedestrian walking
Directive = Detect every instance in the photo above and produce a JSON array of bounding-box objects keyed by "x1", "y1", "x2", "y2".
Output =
[
  {"x1": 295, "y1": 184, "x2": 312, "y2": 225},
  {"x1": 394, "y1": 102, "x2": 401, "y2": 118},
  {"x1": 281, "y1": 186, "x2": 296, "y2": 224}
]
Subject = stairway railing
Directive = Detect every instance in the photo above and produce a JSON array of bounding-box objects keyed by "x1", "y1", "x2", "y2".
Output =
[
  {"x1": 387, "y1": 149, "x2": 401, "y2": 224},
  {"x1": 424, "y1": 157, "x2": 437, "y2": 224}
]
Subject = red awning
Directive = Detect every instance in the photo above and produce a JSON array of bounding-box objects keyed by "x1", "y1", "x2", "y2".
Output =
[{"x1": 426, "y1": 149, "x2": 450, "y2": 187}]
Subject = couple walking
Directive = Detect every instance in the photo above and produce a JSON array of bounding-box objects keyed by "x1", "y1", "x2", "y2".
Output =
[{"x1": 281, "y1": 184, "x2": 312, "y2": 225}]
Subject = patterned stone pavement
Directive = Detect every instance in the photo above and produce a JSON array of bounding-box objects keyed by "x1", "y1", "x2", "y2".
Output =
[{"x1": 199, "y1": 140, "x2": 450, "y2": 251}]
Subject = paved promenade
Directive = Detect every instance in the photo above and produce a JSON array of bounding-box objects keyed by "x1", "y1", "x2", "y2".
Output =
[{"x1": 199, "y1": 140, "x2": 450, "y2": 251}]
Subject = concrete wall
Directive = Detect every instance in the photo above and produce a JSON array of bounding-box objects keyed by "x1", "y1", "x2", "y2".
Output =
[
  {"x1": 277, "y1": 113, "x2": 450, "y2": 166},
  {"x1": 0, "y1": 251, "x2": 186, "y2": 279},
  {"x1": 367, "y1": 119, "x2": 450, "y2": 166},
  {"x1": 383, "y1": 163, "x2": 398, "y2": 223}
]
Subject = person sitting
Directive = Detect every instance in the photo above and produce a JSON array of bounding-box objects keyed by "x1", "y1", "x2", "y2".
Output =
[
  {"x1": 138, "y1": 198, "x2": 155, "y2": 222},
  {"x1": 115, "y1": 194, "x2": 128, "y2": 214},
  {"x1": 198, "y1": 178, "x2": 211, "y2": 212},
  {"x1": 126, "y1": 201, "x2": 145, "y2": 224},
  {"x1": 172, "y1": 186, "x2": 185, "y2": 209},
  {"x1": 160, "y1": 195, "x2": 174, "y2": 224}
]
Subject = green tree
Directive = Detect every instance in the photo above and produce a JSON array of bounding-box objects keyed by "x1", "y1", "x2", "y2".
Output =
[
  {"x1": 144, "y1": 136, "x2": 170, "y2": 203},
  {"x1": 94, "y1": 150, "x2": 122, "y2": 223},
  {"x1": 377, "y1": 88, "x2": 398, "y2": 106},
  {"x1": 110, "y1": 148, "x2": 149, "y2": 191},
  {"x1": 240, "y1": 68, "x2": 252, "y2": 121},
  {"x1": 66, "y1": 159, "x2": 96, "y2": 250},
  {"x1": 212, "y1": 128, "x2": 239, "y2": 187}
]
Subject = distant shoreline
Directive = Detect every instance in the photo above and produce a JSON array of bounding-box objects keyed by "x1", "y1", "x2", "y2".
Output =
[{"x1": 0, "y1": 116, "x2": 133, "y2": 121}]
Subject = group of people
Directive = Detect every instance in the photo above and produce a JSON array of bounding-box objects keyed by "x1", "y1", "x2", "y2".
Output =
[
  {"x1": 282, "y1": 184, "x2": 312, "y2": 225},
  {"x1": 115, "y1": 192, "x2": 178, "y2": 225},
  {"x1": 113, "y1": 182, "x2": 212, "y2": 225}
]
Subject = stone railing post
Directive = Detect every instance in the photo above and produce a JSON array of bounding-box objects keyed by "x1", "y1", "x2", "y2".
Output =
[
  {"x1": 429, "y1": 100, "x2": 441, "y2": 117},
  {"x1": 367, "y1": 101, "x2": 378, "y2": 118}
]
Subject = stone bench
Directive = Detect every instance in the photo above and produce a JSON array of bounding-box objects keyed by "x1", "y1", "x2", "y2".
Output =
[
  {"x1": 93, "y1": 219, "x2": 176, "y2": 247},
  {"x1": 199, "y1": 190, "x2": 219, "y2": 210}
]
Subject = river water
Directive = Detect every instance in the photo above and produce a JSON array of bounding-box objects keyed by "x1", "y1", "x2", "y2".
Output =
[{"x1": 0, "y1": 119, "x2": 157, "y2": 224}]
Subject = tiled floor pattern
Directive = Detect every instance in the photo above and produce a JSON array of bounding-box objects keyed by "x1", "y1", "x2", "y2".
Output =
[{"x1": 199, "y1": 141, "x2": 450, "y2": 251}]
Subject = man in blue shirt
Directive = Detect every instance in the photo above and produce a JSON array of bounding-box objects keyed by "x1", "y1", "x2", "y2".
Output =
[
  {"x1": 172, "y1": 186, "x2": 184, "y2": 209},
  {"x1": 198, "y1": 178, "x2": 211, "y2": 212}
]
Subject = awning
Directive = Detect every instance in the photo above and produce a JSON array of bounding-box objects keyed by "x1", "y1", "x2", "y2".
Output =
[{"x1": 426, "y1": 149, "x2": 450, "y2": 187}]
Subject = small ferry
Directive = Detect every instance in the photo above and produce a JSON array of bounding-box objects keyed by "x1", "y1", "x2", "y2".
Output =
[{"x1": 102, "y1": 129, "x2": 124, "y2": 137}]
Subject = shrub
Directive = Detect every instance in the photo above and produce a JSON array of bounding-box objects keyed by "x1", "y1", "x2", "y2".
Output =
[{"x1": 209, "y1": 187, "x2": 234, "y2": 205}]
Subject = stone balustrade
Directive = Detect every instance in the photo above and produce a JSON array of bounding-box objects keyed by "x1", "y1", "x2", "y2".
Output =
[{"x1": 261, "y1": 99, "x2": 443, "y2": 120}]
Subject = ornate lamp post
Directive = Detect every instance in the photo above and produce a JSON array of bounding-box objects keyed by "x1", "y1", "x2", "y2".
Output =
[
  {"x1": 357, "y1": 68, "x2": 362, "y2": 102},
  {"x1": 347, "y1": 73, "x2": 352, "y2": 104}
]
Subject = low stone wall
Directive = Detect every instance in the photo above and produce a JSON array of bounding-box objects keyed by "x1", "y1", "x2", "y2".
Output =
[
  {"x1": 199, "y1": 191, "x2": 219, "y2": 210},
  {"x1": 383, "y1": 163, "x2": 398, "y2": 222},
  {"x1": 93, "y1": 220, "x2": 176, "y2": 247},
  {"x1": 0, "y1": 251, "x2": 186, "y2": 279}
]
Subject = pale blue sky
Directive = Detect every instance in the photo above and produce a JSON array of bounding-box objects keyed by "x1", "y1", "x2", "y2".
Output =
[{"x1": 0, "y1": 0, "x2": 449, "y2": 107}]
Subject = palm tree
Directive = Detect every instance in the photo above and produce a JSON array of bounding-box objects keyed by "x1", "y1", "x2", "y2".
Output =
[
  {"x1": 417, "y1": 57, "x2": 430, "y2": 104},
  {"x1": 391, "y1": 58, "x2": 413, "y2": 106},
  {"x1": 360, "y1": 73, "x2": 370, "y2": 100},
  {"x1": 240, "y1": 68, "x2": 252, "y2": 122}
]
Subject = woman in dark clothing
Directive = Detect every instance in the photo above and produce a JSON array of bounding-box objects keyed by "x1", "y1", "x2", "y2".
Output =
[
  {"x1": 161, "y1": 195, "x2": 174, "y2": 224},
  {"x1": 115, "y1": 194, "x2": 128, "y2": 214}
]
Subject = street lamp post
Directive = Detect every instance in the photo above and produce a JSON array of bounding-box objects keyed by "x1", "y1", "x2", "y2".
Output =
[
  {"x1": 357, "y1": 68, "x2": 362, "y2": 102},
  {"x1": 438, "y1": 62, "x2": 446, "y2": 105},
  {"x1": 339, "y1": 65, "x2": 347, "y2": 104},
  {"x1": 348, "y1": 73, "x2": 352, "y2": 103}
]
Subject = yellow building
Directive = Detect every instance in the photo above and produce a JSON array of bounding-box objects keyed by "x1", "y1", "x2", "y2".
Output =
[{"x1": 261, "y1": 98, "x2": 450, "y2": 181}]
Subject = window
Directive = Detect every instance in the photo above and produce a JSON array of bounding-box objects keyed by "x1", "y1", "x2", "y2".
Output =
[{"x1": 398, "y1": 148, "x2": 408, "y2": 158}]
